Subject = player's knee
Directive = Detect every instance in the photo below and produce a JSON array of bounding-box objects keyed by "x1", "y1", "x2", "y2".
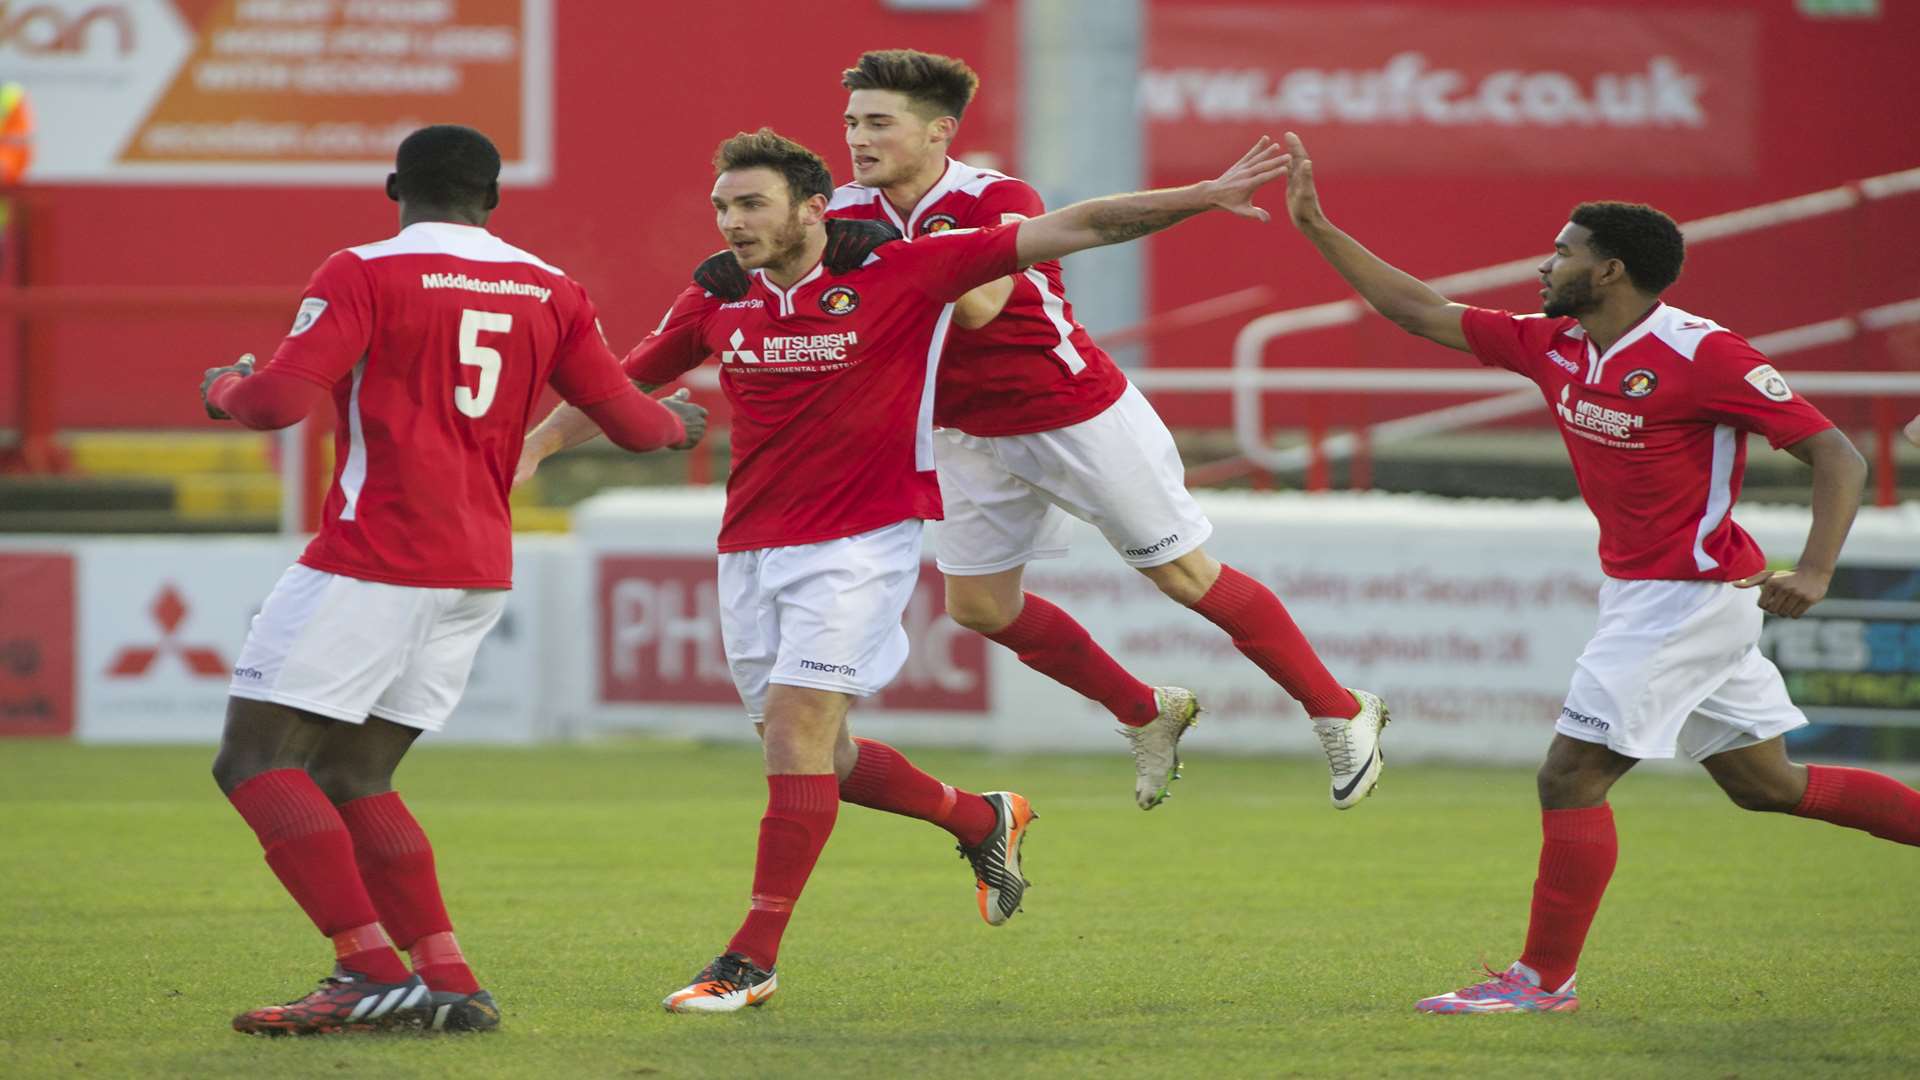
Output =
[
  {"x1": 211, "y1": 744, "x2": 278, "y2": 796},
  {"x1": 1535, "y1": 764, "x2": 1604, "y2": 809},
  {"x1": 305, "y1": 760, "x2": 389, "y2": 806},
  {"x1": 1141, "y1": 554, "x2": 1218, "y2": 606},
  {"x1": 945, "y1": 587, "x2": 1016, "y2": 634},
  {"x1": 1719, "y1": 776, "x2": 1799, "y2": 813}
]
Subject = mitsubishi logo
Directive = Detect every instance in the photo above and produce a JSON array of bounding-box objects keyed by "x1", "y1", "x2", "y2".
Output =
[
  {"x1": 721, "y1": 328, "x2": 760, "y2": 364},
  {"x1": 106, "y1": 584, "x2": 228, "y2": 678}
]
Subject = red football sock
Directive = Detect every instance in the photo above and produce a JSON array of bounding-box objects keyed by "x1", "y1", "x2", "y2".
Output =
[
  {"x1": 228, "y1": 769, "x2": 411, "y2": 983},
  {"x1": 839, "y1": 738, "x2": 997, "y2": 847},
  {"x1": 984, "y1": 594, "x2": 1158, "y2": 726},
  {"x1": 1190, "y1": 565, "x2": 1354, "y2": 718},
  {"x1": 1794, "y1": 765, "x2": 1920, "y2": 846},
  {"x1": 727, "y1": 774, "x2": 840, "y2": 970},
  {"x1": 1518, "y1": 804, "x2": 1618, "y2": 992},
  {"x1": 337, "y1": 791, "x2": 480, "y2": 994}
]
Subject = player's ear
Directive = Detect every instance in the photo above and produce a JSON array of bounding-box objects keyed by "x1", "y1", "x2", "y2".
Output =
[
  {"x1": 483, "y1": 181, "x2": 500, "y2": 212},
  {"x1": 385, "y1": 172, "x2": 400, "y2": 203},
  {"x1": 931, "y1": 115, "x2": 958, "y2": 146},
  {"x1": 800, "y1": 192, "x2": 829, "y2": 226}
]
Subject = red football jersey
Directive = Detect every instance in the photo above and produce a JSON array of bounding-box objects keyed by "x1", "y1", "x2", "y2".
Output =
[
  {"x1": 625, "y1": 225, "x2": 1021, "y2": 552},
  {"x1": 1463, "y1": 303, "x2": 1834, "y2": 581},
  {"x1": 826, "y1": 158, "x2": 1127, "y2": 437},
  {"x1": 266, "y1": 222, "x2": 636, "y2": 588}
]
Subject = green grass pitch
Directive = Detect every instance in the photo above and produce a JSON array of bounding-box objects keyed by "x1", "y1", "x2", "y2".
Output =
[{"x1": 3, "y1": 738, "x2": 1917, "y2": 1078}]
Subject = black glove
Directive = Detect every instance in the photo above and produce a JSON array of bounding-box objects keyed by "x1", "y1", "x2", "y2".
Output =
[
  {"x1": 692, "y1": 250, "x2": 752, "y2": 301},
  {"x1": 200, "y1": 354, "x2": 255, "y2": 420},
  {"x1": 823, "y1": 217, "x2": 902, "y2": 274}
]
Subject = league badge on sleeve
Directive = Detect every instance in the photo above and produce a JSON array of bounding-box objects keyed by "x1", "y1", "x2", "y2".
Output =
[
  {"x1": 1743, "y1": 364, "x2": 1794, "y2": 402},
  {"x1": 288, "y1": 297, "x2": 329, "y2": 337}
]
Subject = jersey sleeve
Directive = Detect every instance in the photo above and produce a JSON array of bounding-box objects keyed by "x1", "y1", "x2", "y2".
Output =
[
  {"x1": 622, "y1": 285, "x2": 717, "y2": 385},
  {"x1": 885, "y1": 225, "x2": 1022, "y2": 303},
  {"x1": 966, "y1": 179, "x2": 1045, "y2": 225},
  {"x1": 545, "y1": 287, "x2": 632, "y2": 408},
  {"x1": 264, "y1": 251, "x2": 376, "y2": 387},
  {"x1": 1692, "y1": 333, "x2": 1835, "y2": 449},
  {"x1": 1460, "y1": 307, "x2": 1554, "y2": 379}
]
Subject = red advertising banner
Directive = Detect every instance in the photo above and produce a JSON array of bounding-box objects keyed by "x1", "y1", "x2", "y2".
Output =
[
  {"x1": 1143, "y1": 5, "x2": 1759, "y2": 176},
  {"x1": 0, "y1": 553, "x2": 75, "y2": 737},
  {"x1": 598, "y1": 556, "x2": 989, "y2": 714}
]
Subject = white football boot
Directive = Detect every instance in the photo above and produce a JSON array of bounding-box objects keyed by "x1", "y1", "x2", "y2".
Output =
[
  {"x1": 1313, "y1": 689, "x2": 1390, "y2": 809},
  {"x1": 1120, "y1": 686, "x2": 1201, "y2": 809}
]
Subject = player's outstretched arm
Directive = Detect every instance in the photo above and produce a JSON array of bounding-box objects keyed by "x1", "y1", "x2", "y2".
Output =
[
  {"x1": 1734, "y1": 428, "x2": 1866, "y2": 618},
  {"x1": 1283, "y1": 132, "x2": 1471, "y2": 353},
  {"x1": 1011, "y1": 137, "x2": 1289, "y2": 269}
]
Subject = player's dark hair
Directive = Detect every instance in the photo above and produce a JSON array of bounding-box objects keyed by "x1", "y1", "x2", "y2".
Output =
[
  {"x1": 1569, "y1": 201, "x2": 1685, "y2": 295},
  {"x1": 392, "y1": 124, "x2": 501, "y2": 209},
  {"x1": 713, "y1": 128, "x2": 833, "y2": 208},
  {"x1": 841, "y1": 49, "x2": 980, "y2": 121}
]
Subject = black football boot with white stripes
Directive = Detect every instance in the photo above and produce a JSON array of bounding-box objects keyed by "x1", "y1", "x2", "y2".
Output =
[{"x1": 956, "y1": 791, "x2": 1036, "y2": 926}]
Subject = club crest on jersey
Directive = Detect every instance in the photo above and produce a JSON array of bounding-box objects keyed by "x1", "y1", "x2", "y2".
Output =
[
  {"x1": 1620, "y1": 368, "x2": 1658, "y2": 398},
  {"x1": 288, "y1": 297, "x2": 328, "y2": 337},
  {"x1": 820, "y1": 285, "x2": 860, "y2": 316},
  {"x1": 1744, "y1": 364, "x2": 1793, "y2": 402},
  {"x1": 920, "y1": 214, "x2": 959, "y2": 235}
]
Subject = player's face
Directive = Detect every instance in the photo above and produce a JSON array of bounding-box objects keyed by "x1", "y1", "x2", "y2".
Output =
[
  {"x1": 1538, "y1": 223, "x2": 1603, "y2": 318},
  {"x1": 712, "y1": 169, "x2": 812, "y2": 271},
  {"x1": 845, "y1": 89, "x2": 946, "y2": 189}
]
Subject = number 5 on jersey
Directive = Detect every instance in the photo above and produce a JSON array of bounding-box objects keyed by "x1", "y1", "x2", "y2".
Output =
[{"x1": 456, "y1": 308, "x2": 511, "y2": 417}]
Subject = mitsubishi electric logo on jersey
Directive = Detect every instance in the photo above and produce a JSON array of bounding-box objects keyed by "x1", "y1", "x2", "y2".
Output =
[
  {"x1": 1556, "y1": 385, "x2": 1645, "y2": 447},
  {"x1": 720, "y1": 328, "x2": 860, "y2": 365}
]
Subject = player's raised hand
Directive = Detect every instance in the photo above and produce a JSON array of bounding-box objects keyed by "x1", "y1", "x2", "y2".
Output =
[
  {"x1": 1733, "y1": 566, "x2": 1830, "y2": 619},
  {"x1": 1282, "y1": 131, "x2": 1327, "y2": 230},
  {"x1": 200, "y1": 353, "x2": 255, "y2": 420},
  {"x1": 660, "y1": 388, "x2": 708, "y2": 451},
  {"x1": 1203, "y1": 136, "x2": 1292, "y2": 222}
]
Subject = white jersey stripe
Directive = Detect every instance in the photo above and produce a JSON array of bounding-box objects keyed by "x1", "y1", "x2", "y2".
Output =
[
  {"x1": 916, "y1": 304, "x2": 957, "y2": 471},
  {"x1": 349, "y1": 221, "x2": 563, "y2": 274},
  {"x1": 1691, "y1": 423, "x2": 1737, "y2": 571},
  {"x1": 1023, "y1": 268, "x2": 1087, "y2": 373},
  {"x1": 337, "y1": 361, "x2": 368, "y2": 522}
]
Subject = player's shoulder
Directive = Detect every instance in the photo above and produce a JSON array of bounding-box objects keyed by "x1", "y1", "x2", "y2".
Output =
[
  {"x1": 827, "y1": 182, "x2": 885, "y2": 216},
  {"x1": 1471, "y1": 306, "x2": 1580, "y2": 342},
  {"x1": 1640, "y1": 303, "x2": 1760, "y2": 366},
  {"x1": 345, "y1": 223, "x2": 569, "y2": 278},
  {"x1": 944, "y1": 162, "x2": 1037, "y2": 209}
]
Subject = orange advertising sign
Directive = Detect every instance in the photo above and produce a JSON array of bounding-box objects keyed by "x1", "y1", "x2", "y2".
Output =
[{"x1": 4, "y1": 0, "x2": 551, "y2": 183}]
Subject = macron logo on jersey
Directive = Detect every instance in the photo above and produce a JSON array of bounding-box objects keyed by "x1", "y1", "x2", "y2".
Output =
[
  {"x1": 420, "y1": 272, "x2": 552, "y2": 304},
  {"x1": 721, "y1": 329, "x2": 860, "y2": 365}
]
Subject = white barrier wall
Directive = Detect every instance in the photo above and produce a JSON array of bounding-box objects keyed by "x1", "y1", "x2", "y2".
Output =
[
  {"x1": 9, "y1": 492, "x2": 1918, "y2": 759},
  {"x1": 0, "y1": 535, "x2": 572, "y2": 744},
  {"x1": 571, "y1": 491, "x2": 1920, "y2": 764}
]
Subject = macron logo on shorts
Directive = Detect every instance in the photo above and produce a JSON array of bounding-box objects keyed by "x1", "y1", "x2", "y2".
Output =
[
  {"x1": 1561, "y1": 706, "x2": 1610, "y2": 732},
  {"x1": 1124, "y1": 533, "x2": 1179, "y2": 559},
  {"x1": 799, "y1": 659, "x2": 858, "y2": 677}
]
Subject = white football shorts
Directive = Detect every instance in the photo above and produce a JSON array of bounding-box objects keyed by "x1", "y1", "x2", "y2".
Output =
[
  {"x1": 228, "y1": 564, "x2": 507, "y2": 733},
  {"x1": 717, "y1": 519, "x2": 925, "y2": 722},
  {"x1": 931, "y1": 382, "x2": 1213, "y2": 575},
  {"x1": 1558, "y1": 577, "x2": 1807, "y2": 761}
]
